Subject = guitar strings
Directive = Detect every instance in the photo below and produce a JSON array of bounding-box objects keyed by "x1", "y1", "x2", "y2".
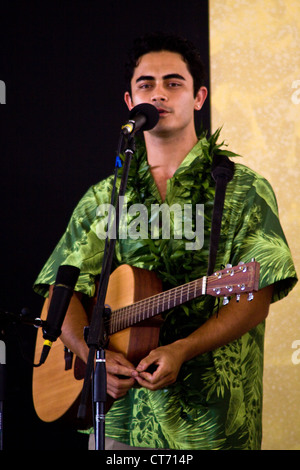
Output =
[
  {"x1": 104, "y1": 266, "x2": 249, "y2": 334},
  {"x1": 104, "y1": 277, "x2": 203, "y2": 334}
]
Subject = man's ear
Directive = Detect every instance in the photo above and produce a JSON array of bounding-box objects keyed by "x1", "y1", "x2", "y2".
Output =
[
  {"x1": 124, "y1": 91, "x2": 134, "y2": 110},
  {"x1": 194, "y1": 86, "x2": 208, "y2": 111}
]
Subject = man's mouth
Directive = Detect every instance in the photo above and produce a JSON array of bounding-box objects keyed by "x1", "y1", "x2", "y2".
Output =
[{"x1": 157, "y1": 107, "x2": 170, "y2": 116}]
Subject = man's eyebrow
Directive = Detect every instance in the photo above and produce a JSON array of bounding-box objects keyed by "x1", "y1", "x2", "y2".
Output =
[
  {"x1": 163, "y1": 73, "x2": 186, "y2": 81},
  {"x1": 136, "y1": 75, "x2": 155, "y2": 83},
  {"x1": 135, "y1": 73, "x2": 186, "y2": 83}
]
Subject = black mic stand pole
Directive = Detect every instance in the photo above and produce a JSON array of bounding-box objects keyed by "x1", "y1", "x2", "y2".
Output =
[
  {"x1": 0, "y1": 335, "x2": 5, "y2": 451},
  {"x1": 77, "y1": 134, "x2": 136, "y2": 451}
]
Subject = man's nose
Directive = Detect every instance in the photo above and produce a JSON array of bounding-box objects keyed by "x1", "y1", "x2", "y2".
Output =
[{"x1": 151, "y1": 85, "x2": 168, "y2": 102}]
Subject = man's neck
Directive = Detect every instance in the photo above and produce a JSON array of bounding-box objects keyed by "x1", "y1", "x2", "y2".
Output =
[
  {"x1": 143, "y1": 129, "x2": 198, "y2": 201},
  {"x1": 144, "y1": 130, "x2": 198, "y2": 178}
]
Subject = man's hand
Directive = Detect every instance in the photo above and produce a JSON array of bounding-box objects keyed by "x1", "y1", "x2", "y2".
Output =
[
  {"x1": 106, "y1": 350, "x2": 136, "y2": 399},
  {"x1": 130, "y1": 284, "x2": 274, "y2": 392},
  {"x1": 132, "y1": 344, "x2": 184, "y2": 391}
]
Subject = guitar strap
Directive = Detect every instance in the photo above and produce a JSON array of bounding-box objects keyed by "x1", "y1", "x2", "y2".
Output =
[{"x1": 207, "y1": 154, "x2": 235, "y2": 276}]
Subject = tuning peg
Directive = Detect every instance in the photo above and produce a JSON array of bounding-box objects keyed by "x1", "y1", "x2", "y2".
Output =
[
  {"x1": 223, "y1": 296, "x2": 230, "y2": 306},
  {"x1": 238, "y1": 262, "x2": 247, "y2": 272},
  {"x1": 236, "y1": 294, "x2": 241, "y2": 302},
  {"x1": 247, "y1": 292, "x2": 254, "y2": 302},
  {"x1": 225, "y1": 264, "x2": 235, "y2": 276}
]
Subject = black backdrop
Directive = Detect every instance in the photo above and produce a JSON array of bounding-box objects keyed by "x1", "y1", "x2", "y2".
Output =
[{"x1": 0, "y1": 1, "x2": 210, "y2": 450}]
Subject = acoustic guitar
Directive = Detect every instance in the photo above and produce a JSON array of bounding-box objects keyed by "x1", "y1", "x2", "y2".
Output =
[{"x1": 32, "y1": 260, "x2": 259, "y2": 424}]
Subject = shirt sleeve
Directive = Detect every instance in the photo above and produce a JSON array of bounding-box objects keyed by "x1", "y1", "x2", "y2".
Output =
[
  {"x1": 229, "y1": 167, "x2": 297, "y2": 303},
  {"x1": 33, "y1": 178, "x2": 114, "y2": 298}
]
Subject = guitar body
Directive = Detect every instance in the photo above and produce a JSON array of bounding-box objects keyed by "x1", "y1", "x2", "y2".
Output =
[
  {"x1": 32, "y1": 264, "x2": 163, "y2": 424},
  {"x1": 104, "y1": 264, "x2": 163, "y2": 365}
]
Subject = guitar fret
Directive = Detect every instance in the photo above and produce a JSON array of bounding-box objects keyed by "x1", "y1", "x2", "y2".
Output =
[
  {"x1": 134, "y1": 303, "x2": 139, "y2": 324},
  {"x1": 117, "y1": 311, "x2": 121, "y2": 330}
]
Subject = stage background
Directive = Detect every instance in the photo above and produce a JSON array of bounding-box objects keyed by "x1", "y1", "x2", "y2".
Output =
[
  {"x1": 1, "y1": 0, "x2": 299, "y2": 450},
  {"x1": 210, "y1": 0, "x2": 300, "y2": 450},
  {"x1": 0, "y1": 0, "x2": 210, "y2": 450}
]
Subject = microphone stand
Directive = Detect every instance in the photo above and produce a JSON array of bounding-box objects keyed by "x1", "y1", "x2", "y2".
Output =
[
  {"x1": 0, "y1": 335, "x2": 5, "y2": 451},
  {"x1": 77, "y1": 134, "x2": 136, "y2": 451}
]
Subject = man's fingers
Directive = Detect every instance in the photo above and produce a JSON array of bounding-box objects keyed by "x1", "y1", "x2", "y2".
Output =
[{"x1": 106, "y1": 350, "x2": 135, "y2": 376}]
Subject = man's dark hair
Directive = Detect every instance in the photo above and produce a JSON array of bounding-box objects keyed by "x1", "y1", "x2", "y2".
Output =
[{"x1": 125, "y1": 32, "x2": 206, "y2": 97}]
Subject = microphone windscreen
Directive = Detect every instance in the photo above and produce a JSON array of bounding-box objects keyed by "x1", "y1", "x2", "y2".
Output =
[
  {"x1": 129, "y1": 103, "x2": 159, "y2": 131},
  {"x1": 55, "y1": 265, "x2": 80, "y2": 288}
]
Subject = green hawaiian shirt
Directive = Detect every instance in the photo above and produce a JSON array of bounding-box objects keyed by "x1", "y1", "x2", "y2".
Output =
[{"x1": 34, "y1": 131, "x2": 297, "y2": 450}]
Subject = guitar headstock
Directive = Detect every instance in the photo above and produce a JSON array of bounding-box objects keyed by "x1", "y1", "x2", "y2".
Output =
[{"x1": 206, "y1": 260, "x2": 260, "y2": 303}]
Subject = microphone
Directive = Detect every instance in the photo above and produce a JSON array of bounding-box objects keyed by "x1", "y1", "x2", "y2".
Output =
[
  {"x1": 38, "y1": 265, "x2": 80, "y2": 366},
  {"x1": 121, "y1": 103, "x2": 159, "y2": 136}
]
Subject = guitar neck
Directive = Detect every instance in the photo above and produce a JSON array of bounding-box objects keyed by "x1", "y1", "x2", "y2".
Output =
[
  {"x1": 107, "y1": 261, "x2": 260, "y2": 335},
  {"x1": 108, "y1": 277, "x2": 204, "y2": 335}
]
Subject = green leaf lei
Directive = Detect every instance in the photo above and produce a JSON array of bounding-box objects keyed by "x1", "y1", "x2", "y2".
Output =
[{"x1": 114, "y1": 129, "x2": 240, "y2": 347}]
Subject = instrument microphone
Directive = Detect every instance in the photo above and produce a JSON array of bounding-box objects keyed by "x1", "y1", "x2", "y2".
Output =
[
  {"x1": 121, "y1": 103, "x2": 159, "y2": 136},
  {"x1": 37, "y1": 265, "x2": 80, "y2": 366}
]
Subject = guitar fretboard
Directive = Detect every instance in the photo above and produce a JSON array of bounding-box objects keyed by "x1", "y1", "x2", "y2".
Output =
[
  {"x1": 106, "y1": 277, "x2": 206, "y2": 335},
  {"x1": 104, "y1": 260, "x2": 259, "y2": 335}
]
